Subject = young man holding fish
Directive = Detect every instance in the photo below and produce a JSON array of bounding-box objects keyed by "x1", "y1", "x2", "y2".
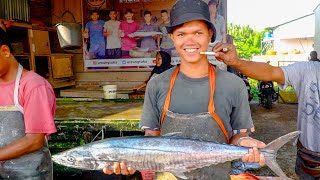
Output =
[
  {"x1": 0, "y1": 25, "x2": 56, "y2": 179},
  {"x1": 213, "y1": 43, "x2": 320, "y2": 179},
  {"x1": 104, "y1": 0, "x2": 266, "y2": 179}
]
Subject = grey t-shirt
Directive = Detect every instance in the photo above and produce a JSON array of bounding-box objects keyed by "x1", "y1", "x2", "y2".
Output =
[
  {"x1": 158, "y1": 22, "x2": 175, "y2": 49},
  {"x1": 140, "y1": 66, "x2": 254, "y2": 138},
  {"x1": 280, "y1": 61, "x2": 320, "y2": 152}
]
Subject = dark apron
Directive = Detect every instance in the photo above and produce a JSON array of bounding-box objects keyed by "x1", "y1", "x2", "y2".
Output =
[
  {"x1": 0, "y1": 64, "x2": 52, "y2": 180},
  {"x1": 155, "y1": 65, "x2": 231, "y2": 180},
  {"x1": 296, "y1": 141, "x2": 320, "y2": 179}
]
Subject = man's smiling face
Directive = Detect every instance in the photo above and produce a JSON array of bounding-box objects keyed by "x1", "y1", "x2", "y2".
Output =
[{"x1": 170, "y1": 20, "x2": 213, "y2": 64}]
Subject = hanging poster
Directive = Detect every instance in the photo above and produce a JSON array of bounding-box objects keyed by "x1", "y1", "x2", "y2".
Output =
[
  {"x1": 83, "y1": 1, "x2": 176, "y2": 70},
  {"x1": 82, "y1": 0, "x2": 226, "y2": 69}
]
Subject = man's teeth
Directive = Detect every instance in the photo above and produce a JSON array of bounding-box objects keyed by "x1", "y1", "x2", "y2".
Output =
[{"x1": 185, "y1": 49, "x2": 197, "y2": 52}]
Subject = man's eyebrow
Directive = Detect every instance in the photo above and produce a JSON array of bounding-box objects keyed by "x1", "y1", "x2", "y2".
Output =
[{"x1": 175, "y1": 29, "x2": 205, "y2": 34}]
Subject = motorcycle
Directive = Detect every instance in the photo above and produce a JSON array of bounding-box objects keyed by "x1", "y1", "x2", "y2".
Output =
[
  {"x1": 258, "y1": 81, "x2": 278, "y2": 109},
  {"x1": 239, "y1": 73, "x2": 253, "y2": 102}
]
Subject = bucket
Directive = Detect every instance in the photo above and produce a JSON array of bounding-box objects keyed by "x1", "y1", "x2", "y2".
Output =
[
  {"x1": 56, "y1": 11, "x2": 82, "y2": 50},
  {"x1": 103, "y1": 85, "x2": 117, "y2": 99}
]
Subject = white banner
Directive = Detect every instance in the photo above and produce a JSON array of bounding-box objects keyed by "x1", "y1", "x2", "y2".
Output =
[{"x1": 85, "y1": 57, "x2": 225, "y2": 68}]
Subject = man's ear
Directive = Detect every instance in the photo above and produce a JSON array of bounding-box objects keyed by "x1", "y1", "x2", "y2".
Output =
[
  {"x1": 0, "y1": 45, "x2": 11, "y2": 57},
  {"x1": 169, "y1": 33, "x2": 174, "y2": 41},
  {"x1": 209, "y1": 29, "x2": 213, "y2": 41}
]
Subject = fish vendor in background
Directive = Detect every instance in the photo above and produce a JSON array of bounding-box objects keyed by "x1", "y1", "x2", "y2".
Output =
[
  {"x1": 0, "y1": 24, "x2": 57, "y2": 179},
  {"x1": 103, "y1": 0, "x2": 266, "y2": 179},
  {"x1": 213, "y1": 38, "x2": 320, "y2": 179}
]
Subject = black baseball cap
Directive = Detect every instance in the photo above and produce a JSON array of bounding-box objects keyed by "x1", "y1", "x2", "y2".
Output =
[{"x1": 167, "y1": 0, "x2": 216, "y2": 41}]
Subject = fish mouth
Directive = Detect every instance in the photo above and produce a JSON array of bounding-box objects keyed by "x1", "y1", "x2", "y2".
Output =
[
  {"x1": 51, "y1": 154, "x2": 68, "y2": 166},
  {"x1": 51, "y1": 154, "x2": 60, "y2": 163},
  {"x1": 51, "y1": 153, "x2": 100, "y2": 171}
]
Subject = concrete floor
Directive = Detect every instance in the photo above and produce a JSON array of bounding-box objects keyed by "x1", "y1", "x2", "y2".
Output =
[
  {"x1": 56, "y1": 99, "x2": 143, "y2": 120},
  {"x1": 55, "y1": 99, "x2": 144, "y2": 131}
]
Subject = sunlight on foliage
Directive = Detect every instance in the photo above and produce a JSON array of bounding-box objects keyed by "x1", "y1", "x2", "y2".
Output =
[{"x1": 228, "y1": 23, "x2": 267, "y2": 60}]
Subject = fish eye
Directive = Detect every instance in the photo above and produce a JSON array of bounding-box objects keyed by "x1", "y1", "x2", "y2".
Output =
[{"x1": 67, "y1": 156, "x2": 76, "y2": 162}]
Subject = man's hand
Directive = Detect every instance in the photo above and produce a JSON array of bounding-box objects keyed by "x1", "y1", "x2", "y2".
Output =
[
  {"x1": 83, "y1": 32, "x2": 89, "y2": 39},
  {"x1": 213, "y1": 42, "x2": 285, "y2": 84},
  {"x1": 238, "y1": 137, "x2": 266, "y2": 166},
  {"x1": 103, "y1": 162, "x2": 135, "y2": 176},
  {"x1": 128, "y1": 34, "x2": 135, "y2": 38},
  {"x1": 0, "y1": 134, "x2": 44, "y2": 161},
  {"x1": 212, "y1": 42, "x2": 241, "y2": 67}
]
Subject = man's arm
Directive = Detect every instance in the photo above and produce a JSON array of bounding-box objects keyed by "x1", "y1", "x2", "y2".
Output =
[
  {"x1": 213, "y1": 43, "x2": 285, "y2": 84},
  {"x1": 83, "y1": 28, "x2": 89, "y2": 39},
  {"x1": 226, "y1": 81, "x2": 266, "y2": 166},
  {"x1": 103, "y1": 27, "x2": 108, "y2": 37},
  {"x1": 6, "y1": 77, "x2": 57, "y2": 162},
  {"x1": 0, "y1": 133, "x2": 45, "y2": 161},
  {"x1": 144, "y1": 130, "x2": 160, "y2": 136}
]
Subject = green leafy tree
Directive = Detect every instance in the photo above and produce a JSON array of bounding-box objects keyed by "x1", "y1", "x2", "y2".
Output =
[{"x1": 227, "y1": 23, "x2": 266, "y2": 60}]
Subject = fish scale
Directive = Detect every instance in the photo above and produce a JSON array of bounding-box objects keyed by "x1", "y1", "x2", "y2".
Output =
[
  {"x1": 52, "y1": 131, "x2": 300, "y2": 180},
  {"x1": 98, "y1": 139, "x2": 245, "y2": 169}
]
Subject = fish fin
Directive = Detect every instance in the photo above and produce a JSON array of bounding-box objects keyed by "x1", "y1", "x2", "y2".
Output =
[
  {"x1": 265, "y1": 157, "x2": 291, "y2": 180},
  {"x1": 263, "y1": 131, "x2": 300, "y2": 180},
  {"x1": 265, "y1": 131, "x2": 300, "y2": 151},
  {"x1": 171, "y1": 171, "x2": 188, "y2": 179},
  {"x1": 162, "y1": 132, "x2": 183, "y2": 137}
]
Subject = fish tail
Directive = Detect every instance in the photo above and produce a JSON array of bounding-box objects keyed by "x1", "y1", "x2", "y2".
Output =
[{"x1": 263, "y1": 131, "x2": 300, "y2": 180}]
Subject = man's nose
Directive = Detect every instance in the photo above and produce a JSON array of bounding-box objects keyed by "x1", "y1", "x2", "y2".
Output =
[{"x1": 184, "y1": 34, "x2": 197, "y2": 44}]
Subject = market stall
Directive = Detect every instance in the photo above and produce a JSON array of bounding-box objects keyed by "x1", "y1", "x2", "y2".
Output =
[{"x1": 1, "y1": 0, "x2": 227, "y2": 97}]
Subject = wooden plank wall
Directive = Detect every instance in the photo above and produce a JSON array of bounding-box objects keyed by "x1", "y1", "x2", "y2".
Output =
[
  {"x1": 30, "y1": 0, "x2": 52, "y2": 26},
  {"x1": 50, "y1": 0, "x2": 84, "y2": 73},
  {"x1": 51, "y1": 0, "x2": 82, "y2": 25}
]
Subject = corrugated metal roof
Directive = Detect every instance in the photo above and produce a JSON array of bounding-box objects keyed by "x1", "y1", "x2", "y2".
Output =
[
  {"x1": 266, "y1": 13, "x2": 314, "y2": 30},
  {"x1": 272, "y1": 13, "x2": 315, "y2": 39},
  {"x1": 0, "y1": 0, "x2": 30, "y2": 21}
]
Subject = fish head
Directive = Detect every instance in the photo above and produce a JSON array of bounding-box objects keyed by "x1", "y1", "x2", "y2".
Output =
[{"x1": 52, "y1": 146, "x2": 111, "y2": 170}]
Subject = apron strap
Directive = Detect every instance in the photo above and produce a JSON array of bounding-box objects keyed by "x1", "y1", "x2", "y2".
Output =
[
  {"x1": 160, "y1": 65, "x2": 229, "y2": 143},
  {"x1": 207, "y1": 65, "x2": 229, "y2": 143},
  {"x1": 14, "y1": 64, "x2": 24, "y2": 114},
  {"x1": 160, "y1": 66, "x2": 180, "y2": 125}
]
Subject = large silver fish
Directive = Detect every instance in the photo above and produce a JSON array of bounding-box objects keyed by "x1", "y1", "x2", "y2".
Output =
[{"x1": 52, "y1": 131, "x2": 300, "y2": 179}]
